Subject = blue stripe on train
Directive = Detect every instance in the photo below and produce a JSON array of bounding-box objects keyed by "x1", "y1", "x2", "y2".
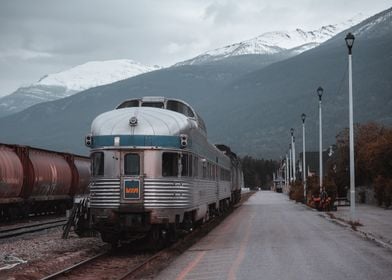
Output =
[{"x1": 91, "y1": 135, "x2": 183, "y2": 148}]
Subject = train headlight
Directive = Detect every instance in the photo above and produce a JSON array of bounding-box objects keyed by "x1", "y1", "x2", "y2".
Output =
[
  {"x1": 129, "y1": 116, "x2": 138, "y2": 126},
  {"x1": 180, "y1": 134, "x2": 188, "y2": 148},
  {"x1": 85, "y1": 134, "x2": 93, "y2": 147}
]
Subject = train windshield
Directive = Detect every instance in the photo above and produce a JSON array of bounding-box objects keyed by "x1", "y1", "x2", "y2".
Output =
[
  {"x1": 167, "y1": 100, "x2": 195, "y2": 117},
  {"x1": 91, "y1": 152, "x2": 104, "y2": 176},
  {"x1": 116, "y1": 100, "x2": 139, "y2": 109},
  {"x1": 124, "y1": 153, "x2": 140, "y2": 175},
  {"x1": 141, "y1": 102, "x2": 164, "y2": 108}
]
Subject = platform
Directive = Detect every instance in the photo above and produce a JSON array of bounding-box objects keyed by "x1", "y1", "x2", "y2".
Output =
[{"x1": 155, "y1": 191, "x2": 392, "y2": 280}]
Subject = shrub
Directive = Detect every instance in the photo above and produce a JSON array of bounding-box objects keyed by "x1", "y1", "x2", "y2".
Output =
[
  {"x1": 289, "y1": 180, "x2": 304, "y2": 203},
  {"x1": 374, "y1": 175, "x2": 392, "y2": 208},
  {"x1": 327, "y1": 123, "x2": 392, "y2": 208}
]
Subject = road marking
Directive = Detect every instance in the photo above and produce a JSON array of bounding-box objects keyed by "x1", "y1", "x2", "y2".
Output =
[
  {"x1": 176, "y1": 250, "x2": 206, "y2": 280},
  {"x1": 175, "y1": 209, "x2": 245, "y2": 279},
  {"x1": 228, "y1": 213, "x2": 255, "y2": 280}
]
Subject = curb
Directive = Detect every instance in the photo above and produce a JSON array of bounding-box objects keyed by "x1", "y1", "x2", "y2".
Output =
[
  {"x1": 321, "y1": 213, "x2": 392, "y2": 251},
  {"x1": 291, "y1": 199, "x2": 392, "y2": 251}
]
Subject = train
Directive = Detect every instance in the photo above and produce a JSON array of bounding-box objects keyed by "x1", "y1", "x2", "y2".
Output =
[
  {"x1": 0, "y1": 143, "x2": 90, "y2": 220},
  {"x1": 85, "y1": 96, "x2": 243, "y2": 245}
]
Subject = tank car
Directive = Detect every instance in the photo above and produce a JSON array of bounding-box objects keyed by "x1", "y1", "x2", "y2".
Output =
[
  {"x1": 0, "y1": 144, "x2": 90, "y2": 220},
  {"x1": 85, "y1": 96, "x2": 243, "y2": 245}
]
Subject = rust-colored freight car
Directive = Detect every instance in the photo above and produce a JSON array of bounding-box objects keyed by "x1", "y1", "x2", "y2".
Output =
[
  {"x1": 0, "y1": 143, "x2": 90, "y2": 220},
  {"x1": 0, "y1": 145, "x2": 24, "y2": 205}
]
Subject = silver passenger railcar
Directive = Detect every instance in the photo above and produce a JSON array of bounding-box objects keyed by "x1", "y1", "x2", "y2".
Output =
[{"x1": 85, "y1": 97, "x2": 243, "y2": 244}]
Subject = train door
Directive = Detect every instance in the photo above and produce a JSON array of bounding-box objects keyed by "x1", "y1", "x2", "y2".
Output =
[{"x1": 120, "y1": 151, "x2": 143, "y2": 204}]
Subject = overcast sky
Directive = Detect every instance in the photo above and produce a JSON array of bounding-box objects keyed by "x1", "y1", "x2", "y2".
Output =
[{"x1": 0, "y1": 0, "x2": 391, "y2": 96}]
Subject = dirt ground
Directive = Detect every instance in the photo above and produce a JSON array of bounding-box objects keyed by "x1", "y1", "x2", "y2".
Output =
[{"x1": 0, "y1": 227, "x2": 107, "y2": 280}]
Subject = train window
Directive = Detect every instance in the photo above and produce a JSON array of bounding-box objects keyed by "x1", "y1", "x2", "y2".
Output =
[
  {"x1": 116, "y1": 100, "x2": 139, "y2": 109},
  {"x1": 124, "y1": 154, "x2": 140, "y2": 175},
  {"x1": 202, "y1": 160, "x2": 207, "y2": 179},
  {"x1": 193, "y1": 156, "x2": 199, "y2": 178},
  {"x1": 167, "y1": 100, "x2": 182, "y2": 114},
  {"x1": 220, "y1": 168, "x2": 231, "y2": 181},
  {"x1": 167, "y1": 100, "x2": 195, "y2": 118},
  {"x1": 185, "y1": 105, "x2": 195, "y2": 118},
  {"x1": 181, "y1": 154, "x2": 189, "y2": 177},
  {"x1": 91, "y1": 152, "x2": 104, "y2": 176},
  {"x1": 141, "y1": 102, "x2": 164, "y2": 108},
  {"x1": 189, "y1": 155, "x2": 193, "y2": 177},
  {"x1": 162, "y1": 153, "x2": 179, "y2": 177}
]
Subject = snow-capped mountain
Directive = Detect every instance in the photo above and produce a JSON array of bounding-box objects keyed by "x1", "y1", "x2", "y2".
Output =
[
  {"x1": 176, "y1": 14, "x2": 365, "y2": 66},
  {"x1": 0, "y1": 59, "x2": 161, "y2": 118},
  {"x1": 36, "y1": 59, "x2": 160, "y2": 93}
]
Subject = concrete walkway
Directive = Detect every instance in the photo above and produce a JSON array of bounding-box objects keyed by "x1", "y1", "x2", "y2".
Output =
[
  {"x1": 325, "y1": 203, "x2": 392, "y2": 248},
  {"x1": 155, "y1": 191, "x2": 392, "y2": 280}
]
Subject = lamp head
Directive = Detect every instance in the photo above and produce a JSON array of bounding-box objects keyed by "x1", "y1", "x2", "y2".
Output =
[
  {"x1": 317, "y1": 86, "x2": 324, "y2": 100},
  {"x1": 290, "y1": 128, "x2": 294, "y2": 136},
  {"x1": 301, "y1": 113, "x2": 306, "y2": 123},
  {"x1": 345, "y1": 32, "x2": 355, "y2": 51}
]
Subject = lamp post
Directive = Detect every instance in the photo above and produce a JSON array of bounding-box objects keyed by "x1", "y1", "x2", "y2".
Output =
[
  {"x1": 317, "y1": 86, "x2": 324, "y2": 194},
  {"x1": 301, "y1": 113, "x2": 307, "y2": 200},
  {"x1": 293, "y1": 136, "x2": 296, "y2": 182},
  {"x1": 345, "y1": 32, "x2": 356, "y2": 220},
  {"x1": 289, "y1": 144, "x2": 292, "y2": 183},
  {"x1": 290, "y1": 128, "x2": 296, "y2": 182},
  {"x1": 286, "y1": 154, "x2": 289, "y2": 187}
]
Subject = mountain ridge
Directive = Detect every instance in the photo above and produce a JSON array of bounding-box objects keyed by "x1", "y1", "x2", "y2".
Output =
[
  {"x1": 0, "y1": 59, "x2": 161, "y2": 117},
  {"x1": 0, "y1": 9, "x2": 390, "y2": 159},
  {"x1": 176, "y1": 14, "x2": 365, "y2": 66}
]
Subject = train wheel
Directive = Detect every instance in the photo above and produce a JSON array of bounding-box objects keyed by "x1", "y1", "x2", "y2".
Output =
[
  {"x1": 21, "y1": 204, "x2": 30, "y2": 219},
  {"x1": 8, "y1": 207, "x2": 19, "y2": 221},
  {"x1": 100, "y1": 232, "x2": 120, "y2": 248},
  {"x1": 147, "y1": 225, "x2": 168, "y2": 250},
  {"x1": 168, "y1": 223, "x2": 178, "y2": 243},
  {"x1": 182, "y1": 212, "x2": 194, "y2": 232}
]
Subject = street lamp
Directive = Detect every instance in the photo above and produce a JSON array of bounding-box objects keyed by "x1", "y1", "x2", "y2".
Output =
[
  {"x1": 290, "y1": 128, "x2": 296, "y2": 182},
  {"x1": 317, "y1": 86, "x2": 324, "y2": 194},
  {"x1": 345, "y1": 32, "x2": 356, "y2": 220},
  {"x1": 286, "y1": 154, "x2": 289, "y2": 187},
  {"x1": 301, "y1": 113, "x2": 307, "y2": 201},
  {"x1": 289, "y1": 144, "x2": 292, "y2": 183}
]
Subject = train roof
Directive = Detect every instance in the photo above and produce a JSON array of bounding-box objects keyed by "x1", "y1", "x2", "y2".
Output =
[
  {"x1": 0, "y1": 143, "x2": 88, "y2": 159},
  {"x1": 115, "y1": 97, "x2": 206, "y2": 133},
  {"x1": 91, "y1": 106, "x2": 198, "y2": 137},
  {"x1": 215, "y1": 144, "x2": 238, "y2": 159}
]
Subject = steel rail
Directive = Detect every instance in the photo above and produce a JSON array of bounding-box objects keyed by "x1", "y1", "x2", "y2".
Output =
[
  {"x1": 40, "y1": 251, "x2": 108, "y2": 280},
  {"x1": 116, "y1": 253, "x2": 162, "y2": 280},
  {"x1": 40, "y1": 192, "x2": 256, "y2": 280},
  {"x1": 0, "y1": 219, "x2": 67, "y2": 239}
]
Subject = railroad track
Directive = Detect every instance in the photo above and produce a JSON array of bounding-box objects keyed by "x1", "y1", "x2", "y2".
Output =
[
  {"x1": 38, "y1": 218, "x2": 222, "y2": 280},
  {"x1": 41, "y1": 249, "x2": 161, "y2": 280},
  {"x1": 0, "y1": 218, "x2": 67, "y2": 239},
  {"x1": 40, "y1": 192, "x2": 256, "y2": 280}
]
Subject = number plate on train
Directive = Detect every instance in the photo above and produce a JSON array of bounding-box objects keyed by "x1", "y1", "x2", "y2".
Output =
[{"x1": 124, "y1": 180, "x2": 140, "y2": 199}]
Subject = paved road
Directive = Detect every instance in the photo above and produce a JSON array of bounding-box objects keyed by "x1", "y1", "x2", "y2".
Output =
[{"x1": 155, "y1": 191, "x2": 392, "y2": 280}]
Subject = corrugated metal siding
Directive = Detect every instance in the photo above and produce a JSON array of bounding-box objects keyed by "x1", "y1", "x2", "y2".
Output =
[
  {"x1": 0, "y1": 146, "x2": 23, "y2": 198},
  {"x1": 192, "y1": 180, "x2": 217, "y2": 206},
  {"x1": 144, "y1": 179, "x2": 192, "y2": 208},
  {"x1": 218, "y1": 181, "x2": 231, "y2": 200},
  {"x1": 89, "y1": 178, "x2": 120, "y2": 208},
  {"x1": 28, "y1": 150, "x2": 72, "y2": 197}
]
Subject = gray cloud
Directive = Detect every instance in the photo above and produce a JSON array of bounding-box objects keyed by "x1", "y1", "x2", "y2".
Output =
[{"x1": 0, "y1": 0, "x2": 391, "y2": 96}]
